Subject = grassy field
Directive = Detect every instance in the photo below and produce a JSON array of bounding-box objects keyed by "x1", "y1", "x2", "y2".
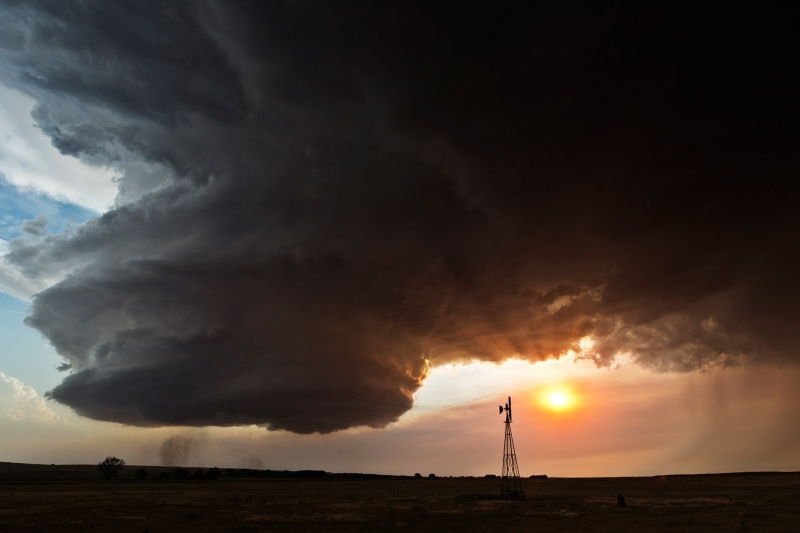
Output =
[{"x1": 1, "y1": 467, "x2": 798, "y2": 532}]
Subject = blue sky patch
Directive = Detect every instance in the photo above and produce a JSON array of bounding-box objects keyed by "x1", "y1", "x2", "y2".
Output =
[{"x1": 0, "y1": 174, "x2": 97, "y2": 241}]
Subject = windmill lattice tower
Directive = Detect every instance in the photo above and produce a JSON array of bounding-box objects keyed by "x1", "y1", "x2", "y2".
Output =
[{"x1": 499, "y1": 396, "x2": 525, "y2": 499}]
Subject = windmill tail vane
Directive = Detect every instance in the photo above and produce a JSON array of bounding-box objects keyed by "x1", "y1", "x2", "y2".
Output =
[{"x1": 498, "y1": 395, "x2": 525, "y2": 499}]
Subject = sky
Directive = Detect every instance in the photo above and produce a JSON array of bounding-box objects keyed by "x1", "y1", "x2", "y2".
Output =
[{"x1": 0, "y1": 1, "x2": 798, "y2": 476}]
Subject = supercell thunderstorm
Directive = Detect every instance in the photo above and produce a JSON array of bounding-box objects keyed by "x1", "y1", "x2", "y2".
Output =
[{"x1": 0, "y1": 2, "x2": 797, "y2": 432}]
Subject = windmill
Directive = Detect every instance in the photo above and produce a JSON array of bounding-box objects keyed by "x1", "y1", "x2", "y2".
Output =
[{"x1": 498, "y1": 396, "x2": 525, "y2": 499}]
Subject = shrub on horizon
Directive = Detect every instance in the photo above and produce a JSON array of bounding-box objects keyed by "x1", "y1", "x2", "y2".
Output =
[{"x1": 97, "y1": 457, "x2": 125, "y2": 480}]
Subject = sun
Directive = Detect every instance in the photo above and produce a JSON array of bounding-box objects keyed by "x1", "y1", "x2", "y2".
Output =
[
  {"x1": 548, "y1": 390, "x2": 569, "y2": 408},
  {"x1": 538, "y1": 386, "x2": 577, "y2": 412}
]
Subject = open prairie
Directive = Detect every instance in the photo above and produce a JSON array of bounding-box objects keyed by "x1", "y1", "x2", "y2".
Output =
[{"x1": 1, "y1": 468, "x2": 798, "y2": 532}]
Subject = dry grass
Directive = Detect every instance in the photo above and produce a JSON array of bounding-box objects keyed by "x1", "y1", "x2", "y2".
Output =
[{"x1": 1, "y1": 471, "x2": 799, "y2": 532}]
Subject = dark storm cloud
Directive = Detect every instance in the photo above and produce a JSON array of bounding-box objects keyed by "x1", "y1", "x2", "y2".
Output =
[{"x1": 1, "y1": 1, "x2": 798, "y2": 431}]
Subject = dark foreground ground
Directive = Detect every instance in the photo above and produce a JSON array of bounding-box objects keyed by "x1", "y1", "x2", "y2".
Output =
[{"x1": 1, "y1": 470, "x2": 799, "y2": 532}]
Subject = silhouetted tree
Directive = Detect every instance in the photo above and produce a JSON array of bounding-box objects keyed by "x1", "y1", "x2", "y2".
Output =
[
  {"x1": 428, "y1": 473, "x2": 436, "y2": 478},
  {"x1": 206, "y1": 467, "x2": 220, "y2": 480},
  {"x1": 135, "y1": 468, "x2": 148, "y2": 480},
  {"x1": 173, "y1": 467, "x2": 189, "y2": 480},
  {"x1": 413, "y1": 473, "x2": 422, "y2": 478},
  {"x1": 97, "y1": 456, "x2": 125, "y2": 479}
]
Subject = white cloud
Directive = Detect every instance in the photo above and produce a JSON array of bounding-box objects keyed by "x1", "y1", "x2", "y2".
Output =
[
  {"x1": 0, "y1": 84, "x2": 116, "y2": 212},
  {"x1": 0, "y1": 370, "x2": 60, "y2": 423}
]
